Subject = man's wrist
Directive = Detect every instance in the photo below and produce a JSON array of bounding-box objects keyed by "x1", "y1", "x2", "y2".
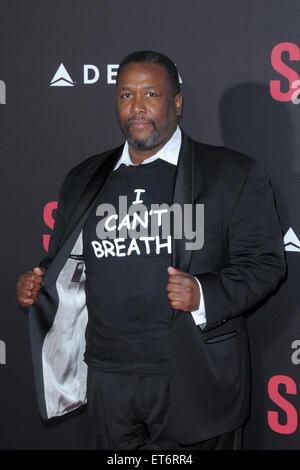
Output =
[{"x1": 190, "y1": 277, "x2": 207, "y2": 326}]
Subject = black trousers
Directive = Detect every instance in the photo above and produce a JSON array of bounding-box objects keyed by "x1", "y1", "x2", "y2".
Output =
[{"x1": 86, "y1": 366, "x2": 242, "y2": 450}]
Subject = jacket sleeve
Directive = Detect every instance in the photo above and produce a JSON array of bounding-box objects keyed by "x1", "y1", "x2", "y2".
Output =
[
  {"x1": 195, "y1": 161, "x2": 286, "y2": 332},
  {"x1": 39, "y1": 173, "x2": 71, "y2": 271}
]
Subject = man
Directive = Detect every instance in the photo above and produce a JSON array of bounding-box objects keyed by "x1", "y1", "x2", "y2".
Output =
[{"x1": 17, "y1": 51, "x2": 286, "y2": 450}]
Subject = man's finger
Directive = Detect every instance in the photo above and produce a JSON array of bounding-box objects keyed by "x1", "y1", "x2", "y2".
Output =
[
  {"x1": 22, "y1": 289, "x2": 38, "y2": 297},
  {"x1": 29, "y1": 275, "x2": 43, "y2": 284},
  {"x1": 21, "y1": 280, "x2": 40, "y2": 289},
  {"x1": 166, "y1": 284, "x2": 182, "y2": 293},
  {"x1": 167, "y1": 266, "x2": 186, "y2": 276},
  {"x1": 168, "y1": 292, "x2": 182, "y2": 301},
  {"x1": 22, "y1": 272, "x2": 43, "y2": 283},
  {"x1": 19, "y1": 297, "x2": 35, "y2": 306},
  {"x1": 167, "y1": 275, "x2": 185, "y2": 284},
  {"x1": 33, "y1": 267, "x2": 45, "y2": 276},
  {"x1": 170, "y1": 300, "x2": 183, "y2": 309}
]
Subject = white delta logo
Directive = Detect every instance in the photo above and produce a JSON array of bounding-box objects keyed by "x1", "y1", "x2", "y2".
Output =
[
  {"x1": 50, "y1": 63, "x2": 120, "y2": 86},
  {"x1": 50, "y1": 63, "x2": 183, "y2": 87},
  {"x1": 0, "y1": 340, "x2": 6, "y2": 365},
  {"x1": 284, "y1": 227, "x2": 300, "y2": 252}
]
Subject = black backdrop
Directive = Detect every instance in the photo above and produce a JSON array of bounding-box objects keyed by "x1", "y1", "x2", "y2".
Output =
[{"x1": 1, "y1": 0, "x2": 300, "y2": 450}]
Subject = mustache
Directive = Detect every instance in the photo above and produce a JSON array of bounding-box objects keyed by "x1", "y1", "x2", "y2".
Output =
[
  {"x1": 124, "y1": 119, "x2": 157, "y2": 136},
  {"x1": 126, "y1": 118, "x2": 155, "y2": 125}
]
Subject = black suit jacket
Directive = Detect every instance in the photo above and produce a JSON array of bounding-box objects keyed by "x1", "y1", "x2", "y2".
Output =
[{"x1": 28, "y1": 129, "x2": 286, "y2": 444}]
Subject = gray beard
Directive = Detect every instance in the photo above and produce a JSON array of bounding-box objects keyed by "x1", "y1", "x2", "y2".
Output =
[{"x1": 124, "y1": 121, "x2": 159, "y2": 150}]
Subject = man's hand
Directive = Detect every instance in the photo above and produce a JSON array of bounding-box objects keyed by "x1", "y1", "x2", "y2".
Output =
[
  {"x1": 166, "y1": 267, "x2": 200, "y2": 311},
  {"x1": 16, "y1": 267, "x2": 45, "y2": 307}
]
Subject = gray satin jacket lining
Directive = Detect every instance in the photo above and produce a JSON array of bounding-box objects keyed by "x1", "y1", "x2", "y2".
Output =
[{"x1": 42, "y1": 231, "x2": 88, "y2": 418}]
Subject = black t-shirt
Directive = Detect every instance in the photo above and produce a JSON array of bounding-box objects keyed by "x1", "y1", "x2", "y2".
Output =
[{"x1": 83, "y1": 159, "x2": 177, "y2": 374}]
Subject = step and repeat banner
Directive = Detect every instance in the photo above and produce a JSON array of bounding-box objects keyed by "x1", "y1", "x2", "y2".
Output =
[{"x1": 1, "y1": 0, "x2": 300, "y2": 450}]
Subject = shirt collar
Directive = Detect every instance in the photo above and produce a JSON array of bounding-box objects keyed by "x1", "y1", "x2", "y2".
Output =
[{"x1": 113, "y1": 125, "x2": 182, "y2": 170}]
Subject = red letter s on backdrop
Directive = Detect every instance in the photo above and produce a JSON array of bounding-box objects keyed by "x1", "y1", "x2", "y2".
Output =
[
  {"x1": 43, "y1": 201, "x2": 57, "y2": 251},
  {"x1": 270, "y1": 42, "x2": 300, "y2": 102},
  {"x1": 268, "y1": 375, "x2": 298, "y2": 434}
]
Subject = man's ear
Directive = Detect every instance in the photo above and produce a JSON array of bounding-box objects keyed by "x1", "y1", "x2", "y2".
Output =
[{"x1": 175, "y1": 93, "x2": 183, "y2": 117}]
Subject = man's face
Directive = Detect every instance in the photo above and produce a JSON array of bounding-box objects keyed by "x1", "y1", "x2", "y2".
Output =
[{"x1": 116, "y1": 62, "x2": 182, "y2": 152}]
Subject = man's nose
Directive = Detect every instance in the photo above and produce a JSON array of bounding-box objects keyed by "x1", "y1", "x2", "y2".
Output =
[{"x1": 131, "y1": 95, "x2": 146, "y2": 114}]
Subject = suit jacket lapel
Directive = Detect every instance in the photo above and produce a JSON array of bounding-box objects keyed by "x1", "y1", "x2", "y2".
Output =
[
  {"x1": 171, "y1": 131, "x2": 204, "y2": 319},
  {"x1": 58, "y1": 146, "x2": 123, "y2": 251},
  {"x1": 172, "y1": 130, "x2": 196, "y2": 273}
]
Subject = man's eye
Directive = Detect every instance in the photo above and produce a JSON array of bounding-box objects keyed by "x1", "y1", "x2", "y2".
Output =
[
  {"x1": 121, "y1": 93, "x2": 131, "y2": 99},
  {"x1": 147, "y1": 92, "x2": 156, "y2": 97}
]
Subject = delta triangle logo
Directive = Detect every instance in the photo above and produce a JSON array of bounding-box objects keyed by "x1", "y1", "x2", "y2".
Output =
[
  {"x1": 50, "y1": 63, "x2": 75, "y2": 87},
  {"x1": 284, "y1": 227, "x2": 300, "y2": 252}
]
